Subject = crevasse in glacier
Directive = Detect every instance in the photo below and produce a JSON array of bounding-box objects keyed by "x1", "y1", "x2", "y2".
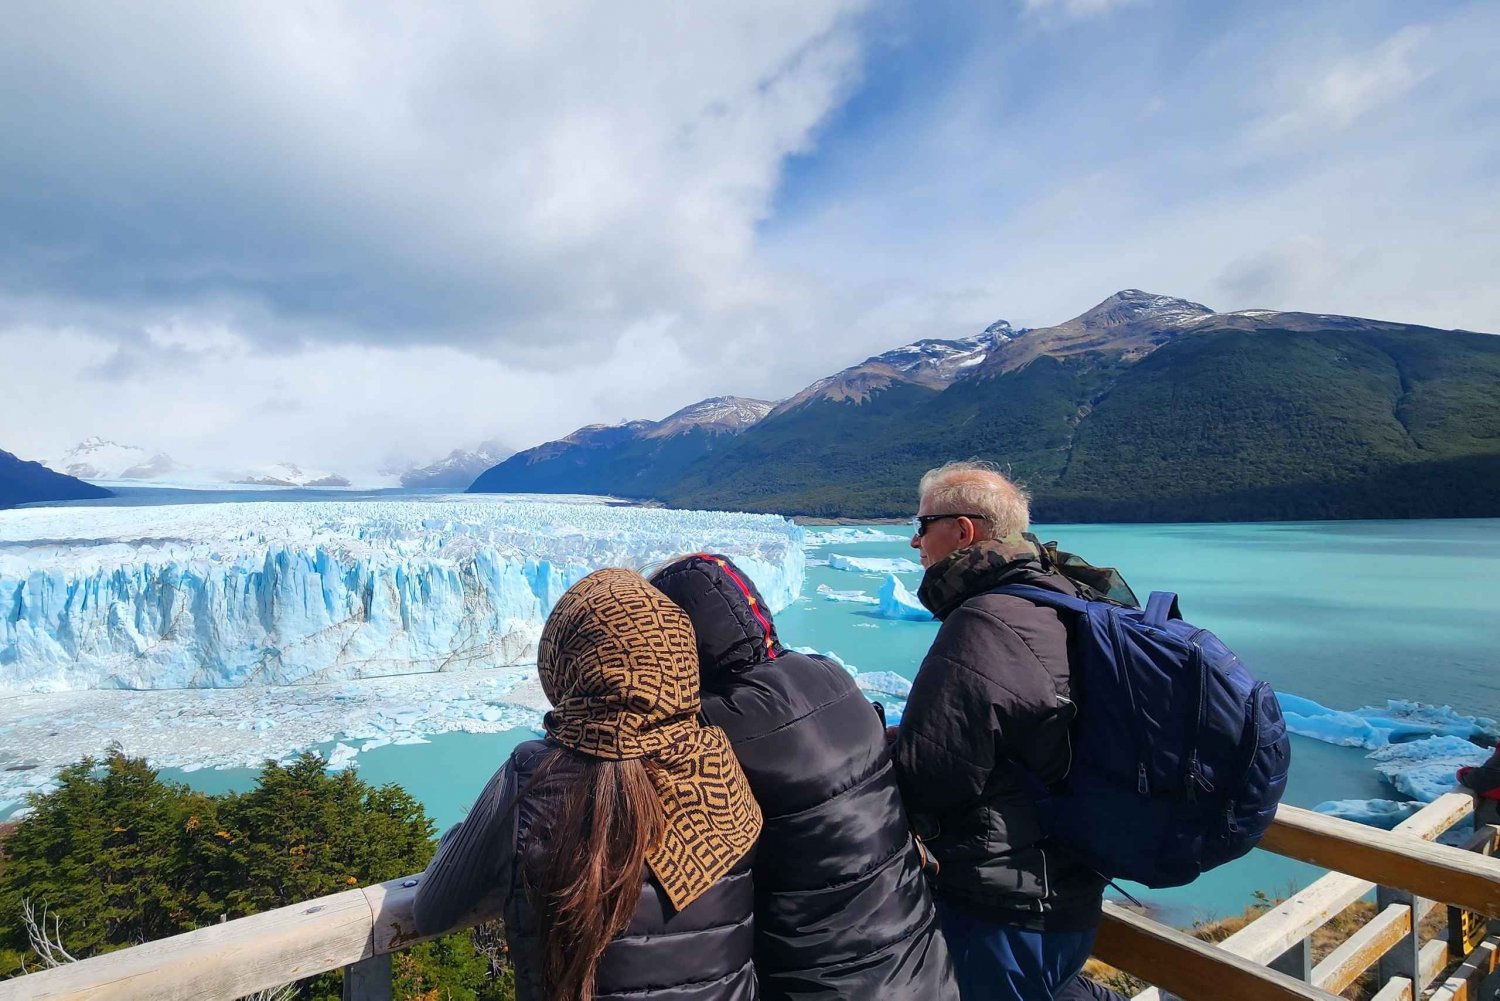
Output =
[{"x1": 1, "y1": 498, "x2": 805, "y2": 691}]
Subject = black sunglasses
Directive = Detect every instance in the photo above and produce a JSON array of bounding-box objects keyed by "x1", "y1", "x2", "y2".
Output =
[{"x1": 911, "y1": 513, "x2": 989, "y2": 536}]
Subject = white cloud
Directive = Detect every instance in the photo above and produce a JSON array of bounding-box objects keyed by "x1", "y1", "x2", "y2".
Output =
[
  {"x1": 1022, "y1": 0, "x2": 1145, "y2": 22},
  {"x1": 1251, "y1": 26, "x2": 1432, "y2": 142}
]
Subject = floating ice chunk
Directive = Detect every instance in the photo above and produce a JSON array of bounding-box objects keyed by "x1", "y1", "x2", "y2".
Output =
[
  {"x1": 828, "y1": 554, "x2": 922, "y2": 574},
  {"x1": 790, "y1": 647, "x2": 854, "y2": 674},
  {"x1": 856, "y1": 671, "x2": 913, "y2": 698},
  {"x1": 1279, "y1": 695, "x2": 1498, "y2": 750},
  {"x1": 1313, "y1": 799, "x2": 1423, "y2": 829},
  {"x1": 327, "y1": 742, "x2": 359, "y2": 771},
  {"x1": 877, "y1": 575, "x2": 933, "y2": 621},
  {"x1": 817, "y1": 584, "x2": 878, "y2": 605},
  {"x1": 1367, "y1": 735, "x2": 1490, "y2": 802},
  {"x1": 807, "y1": 528, "x2": 897, "y2": 546}
]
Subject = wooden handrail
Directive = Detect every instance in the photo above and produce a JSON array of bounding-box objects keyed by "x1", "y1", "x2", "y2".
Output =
[
  {"x1": 0, "y1": 878, "x2": 502, "y2": 1001},
  {"x1": 1260, "y1": 804, "x2": 1500, "y2": 916},
  {"x1": 0, "y1": 794, "x2": 1491, "y2": 1001}
]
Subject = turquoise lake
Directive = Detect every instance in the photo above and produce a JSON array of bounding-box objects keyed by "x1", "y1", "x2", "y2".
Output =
[{"x1": 161, "y1": 517, "x2": 1500, "y2": 926}]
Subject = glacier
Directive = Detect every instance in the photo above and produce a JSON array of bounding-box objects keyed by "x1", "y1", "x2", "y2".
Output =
[{"x1": 1, "y1": 497, "x2": 804, "y2": 692}]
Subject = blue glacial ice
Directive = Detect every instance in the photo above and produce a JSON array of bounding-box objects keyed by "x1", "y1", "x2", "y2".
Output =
[
  {"x1": 0, "y1": 497, "x2": 804, "y2": 691},
  {"x1": 1312, "y1": 799, "x2": 1423, "y2": 829},
  {"x1": 1367, "y1": 735, "x2": 1492, "y2": 802},
  {"x1": 816, "y1": 584, "x2": 878, "y2": 605},
  {"x1": 1278, "y1": 694, "x2": 1497, "y2": 750},
  {"x1": 877, "y1": 574, "x2": 933, "y2": 621},
  {"x1": 806, "y1": 528, "x2": 899, "y2": 546},
  {"x1": 1279, "y1": 693, "x2": 1497, "y2": 813},
  {"x1": 827, "y1": 554, "x2": 923, "y2": 574}
]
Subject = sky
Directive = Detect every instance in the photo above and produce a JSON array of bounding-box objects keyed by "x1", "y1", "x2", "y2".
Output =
[{"x1": 2, "y1": 0, "x2": 1497, "y2": 479}]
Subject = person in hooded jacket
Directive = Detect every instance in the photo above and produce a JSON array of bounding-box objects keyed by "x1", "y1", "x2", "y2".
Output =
[
  {"x1": 651, "y1": 553, "x2": 956, "y2": 1001},
  {"x1": 895, "y1": 461, "x2": 1107, "y2": 1001},
  {"x1": 414, "y1": 568, "x2": 764, "y2": 1001}
]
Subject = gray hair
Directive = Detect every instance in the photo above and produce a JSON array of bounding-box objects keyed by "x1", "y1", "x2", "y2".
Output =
[{"x1": 917, "y1": 460, "x2": 1030, "y2": 538}]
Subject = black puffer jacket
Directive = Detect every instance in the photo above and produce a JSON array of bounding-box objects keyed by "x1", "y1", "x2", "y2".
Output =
[
  {"x1": 653, "y1": 555, "x2": 955, "y2": 1000},
  {"x1": 895, "y1": 538, "x2": 1106, "y2": 931},
  {"x1": 414, "y1": 739, "x2": 757, "y2": 1001}
]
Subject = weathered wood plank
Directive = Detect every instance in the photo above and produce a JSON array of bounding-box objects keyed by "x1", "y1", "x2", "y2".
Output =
[
  {"x1": 1309, "y1": 902, "x2": 1409, "y2": 994},
  {"x1": 1429, "y1": 934, "x2": 1499, "y2": 1001},
  {"x1": 1369, "y1": 977, "x2": 1412, "y2": 1001},
  {"x1": 1260, "y1": 805, "x2": 1500, "y2": 916},
  {"x1": 1131, "y1": 795, "x2": 1475, "y2": 1001},
  {"x1": 1420, "y1": 938, "x2": 1450, "y2": 992},
  {"x1": 0, "y1": 887, "x2": 374, "y2": 1001},
  {"x1": 361, "y1": 875, "x2": 505, "y2": 956},
  {"x1": 1096, "y1": 903, "x2": 1343, "y2": 1001}
]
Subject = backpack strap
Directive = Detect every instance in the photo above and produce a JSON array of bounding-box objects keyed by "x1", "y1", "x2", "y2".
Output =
[{"x1": 984, "y1": 583, "x2": 1092, "y2": 615}]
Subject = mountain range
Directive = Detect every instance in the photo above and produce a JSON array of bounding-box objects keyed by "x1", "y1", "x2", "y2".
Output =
[
  {"x1": 471, "y1": 397, "x2": 771, "y2": 497},
  {"x1": 471, "y1": 290, "x2": 1500, "y2": 522}
]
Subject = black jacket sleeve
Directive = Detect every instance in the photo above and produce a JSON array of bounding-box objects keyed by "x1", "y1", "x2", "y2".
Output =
[
  {"x1": 893, "y1": 601, "x2": 1059, "y2": 817},
  {"x1": 413, "y1": 759, "x2": 520, "y2": 935}
]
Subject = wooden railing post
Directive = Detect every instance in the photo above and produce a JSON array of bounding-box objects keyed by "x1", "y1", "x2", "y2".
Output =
[
  {"x1": 342, "y1": 954, "x2": 393, "y2": 1001},
  {"x1": 1375, "y1": 886, "x2": 1423, "y2": 988},
  {"x1": 1269, "y1": 937, "x2": 1312, "y2": 982}
]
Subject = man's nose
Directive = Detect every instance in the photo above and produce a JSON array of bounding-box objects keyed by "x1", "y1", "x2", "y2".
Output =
[{"x1": 910, "y1": 533, "x2": 921, "y2": 550}]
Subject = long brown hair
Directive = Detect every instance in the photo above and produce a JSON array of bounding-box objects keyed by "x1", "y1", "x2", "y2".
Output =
[{"x1": 533, "y1": 748, "x2": 665, "y2": 1001}]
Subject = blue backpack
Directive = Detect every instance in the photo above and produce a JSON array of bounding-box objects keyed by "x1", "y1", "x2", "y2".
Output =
[{"x1": 990, "y1": 585, "x2": 1292, "y2": 889}]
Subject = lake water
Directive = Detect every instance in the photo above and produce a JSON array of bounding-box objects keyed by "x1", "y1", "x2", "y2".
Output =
[{"x1": 152, "y1": 516, "x2": 1500, "y2": 925}]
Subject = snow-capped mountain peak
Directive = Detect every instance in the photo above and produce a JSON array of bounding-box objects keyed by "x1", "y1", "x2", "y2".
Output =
[
  {"x1": 400, "y1": 440, "x2": 514, "y2": 489},
  {"x1": 646, "y1": 396, "x2": 774, "y2": 439},
  {"x1": 50, "y1": 437, "x2": 182, "y2": 481}
]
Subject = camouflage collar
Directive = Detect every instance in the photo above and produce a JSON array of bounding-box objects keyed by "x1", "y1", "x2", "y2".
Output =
[{"x1": 916, "y1": 535, "x2": 1046, "y2": 620}]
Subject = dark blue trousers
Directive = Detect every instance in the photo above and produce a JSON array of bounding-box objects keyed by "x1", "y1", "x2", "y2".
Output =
[{"x1": 935, "y1": 901, "x2": 1098, "y2": 1001}]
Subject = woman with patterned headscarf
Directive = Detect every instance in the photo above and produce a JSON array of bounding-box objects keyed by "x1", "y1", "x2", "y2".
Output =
[{"x1": 414, "y1": 568, "x2": 764, "y2": 1000}]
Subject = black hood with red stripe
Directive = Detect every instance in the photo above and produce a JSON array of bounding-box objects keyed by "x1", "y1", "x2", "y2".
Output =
[{"x1": 649, "y1": 554, "x2": 781, "y2": 679}]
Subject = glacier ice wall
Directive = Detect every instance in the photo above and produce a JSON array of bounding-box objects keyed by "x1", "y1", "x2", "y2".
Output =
[{"x1": 1, "y1": 498, "x2": 804, "y2": 691}]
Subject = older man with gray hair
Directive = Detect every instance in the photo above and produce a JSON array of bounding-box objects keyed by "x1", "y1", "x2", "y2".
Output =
[{"x1": 894, "y1": 460, "x2": 1105, "y2": 1001}]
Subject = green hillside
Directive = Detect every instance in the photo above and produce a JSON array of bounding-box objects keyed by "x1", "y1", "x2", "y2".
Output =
[
  {"x1": 470, "y1": 426, "x2": 740, "y2": 497},
  {"x1": 664, "y1": 324, "x2": 1500, "y2": 521}
]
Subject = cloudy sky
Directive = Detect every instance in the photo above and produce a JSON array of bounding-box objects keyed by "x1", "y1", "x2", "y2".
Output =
[{"x1": 2, "y1": 0, "x2": 1496, "y2": 478}]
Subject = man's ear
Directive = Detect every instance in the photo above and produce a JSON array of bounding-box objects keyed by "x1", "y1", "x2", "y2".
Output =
[{"x1": 959, "y1": 516, "x2": 978, "y2": 545}]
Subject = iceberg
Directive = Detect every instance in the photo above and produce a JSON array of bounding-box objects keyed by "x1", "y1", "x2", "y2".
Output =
[
  {"x1": 855, "y1": 671, "x2": 912, "y2": 698},
  {"x1": 806, "y1": 528, "x2": 899, "y2": 546},
  {"x1": 1312, "y1": 799, "x2": 1423, "y2": 829},
  {"x1": 827, "y1": 554, "x2": 923, "y2": 574},
  {"x1": 877, "y1": 574, "x2": 933, "y2": 621},
  {"x1": 1, "y1": 497, "x2": 804, "y2": 691},
  {"x1": 816, "y1": 584, "x2": 878, "y2": 605},
  {"x1": 1278, "y1": 695, "x2": 1498, "y2": 750},
  {"x1": 1367, "y1": 735, "x2": 1490, "y2": 802}
]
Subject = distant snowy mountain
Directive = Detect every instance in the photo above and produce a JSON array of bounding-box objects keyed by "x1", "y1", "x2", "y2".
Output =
[
  {"x1": 768, "y1": 325, "x2": 1013, "y2": 418},
  {"x1": 232, "y1": 463, "x2": 351, "y2": 488},
  {"x1": 401, "y1": 440, "x2": 514, "y2": 489},
  {"x1": 971, "y1": 289, "x2": 1214, "y2": 377},
  {"x1": 49, "y1": 436, "x2": 183, "y2": 481},
  {"x1": 644, "y1": 397, "x2": 774, "y2": 439}
]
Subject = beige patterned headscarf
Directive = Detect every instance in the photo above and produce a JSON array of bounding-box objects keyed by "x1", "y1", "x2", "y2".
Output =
[{"x1": 537, "y1": 568, "x2": 763, "y2": 912}]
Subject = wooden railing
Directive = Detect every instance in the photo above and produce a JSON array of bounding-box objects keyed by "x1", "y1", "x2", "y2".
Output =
[{"x1": 1, "y1": 795, "x2": 1496, "y2": 1001}]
